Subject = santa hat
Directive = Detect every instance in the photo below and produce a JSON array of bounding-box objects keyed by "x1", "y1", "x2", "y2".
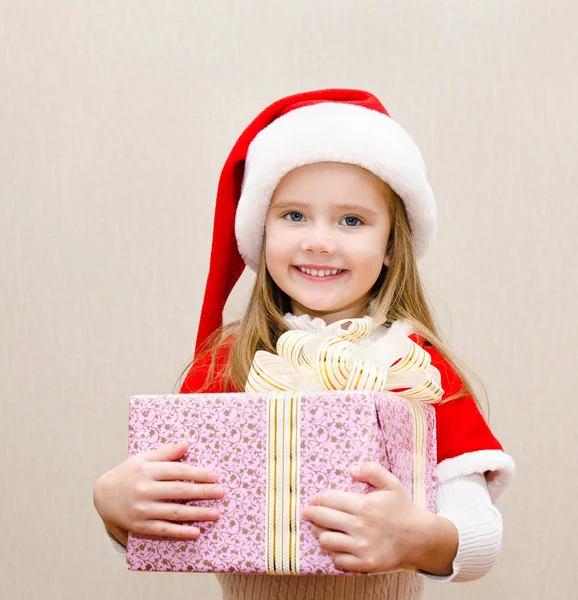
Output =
[{"x1": 194, "y1": 89, "x2": 437, "y2": 355}]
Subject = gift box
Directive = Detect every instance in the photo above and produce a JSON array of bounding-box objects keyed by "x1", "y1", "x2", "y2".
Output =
[{"x1": 125, "y1": 389, "x2": 436, "y2": 574}]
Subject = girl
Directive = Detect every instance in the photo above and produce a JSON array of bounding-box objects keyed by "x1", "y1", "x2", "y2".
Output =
[{"x1": 93, "y1": 89, "x2": 514, "y2": 600}]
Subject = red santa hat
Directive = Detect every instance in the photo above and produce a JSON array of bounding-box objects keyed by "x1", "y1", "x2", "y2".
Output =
[{"x1": 194, "y1": 89, "x2": 437, "y2": 355}]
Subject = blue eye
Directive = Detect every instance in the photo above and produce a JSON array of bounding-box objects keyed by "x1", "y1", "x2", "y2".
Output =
[
  {"x1": 340, "y1": 216, "x2": 363, "y2": 227},
  {"x1": 283, "y1": 212, "x2": 306, "y2": 222}
]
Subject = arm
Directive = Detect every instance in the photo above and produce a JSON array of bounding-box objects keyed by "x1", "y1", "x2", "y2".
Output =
[
  {"x1": 417, "y1": 472, "x2": 503, "y2": 582},
  {"x1": 104, "y1": 522, "x2": 128, "y2": 556},
  {"x1": 407, "y1": 509, "x2": 457, "y2": 576},
  {"x1": 93, "y1": 475, "x2": 128, "y2": 555}
]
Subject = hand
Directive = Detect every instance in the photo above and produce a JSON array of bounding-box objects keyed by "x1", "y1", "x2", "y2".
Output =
[
  {"x1": 301, "y1": 461, "x2": 427, "y2": 573},
  {"x1": 93, "y1": 441, "x2": 225, "y2": 541}
]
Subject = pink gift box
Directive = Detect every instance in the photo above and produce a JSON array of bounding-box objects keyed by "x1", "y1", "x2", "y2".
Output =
[{"x1": 126, "y1": 390, "x2": 436, "y2": 574}]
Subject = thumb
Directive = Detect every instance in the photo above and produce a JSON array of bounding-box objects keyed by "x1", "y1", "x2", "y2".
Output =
[
  {"x1": 349, "y1": 461, "x2": 402, "y2": 491},
  {"x1": 142, "y1": 440, "x2": 190, "y2": 462}
]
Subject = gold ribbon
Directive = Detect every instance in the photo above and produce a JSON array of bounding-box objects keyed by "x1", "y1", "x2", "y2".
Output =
[
  {"x1": 247, "y1": 317, "x2": 441, "y2": 575},
  {"x1": 265, "y1": 391, "x2": 301, "y2": 575},
  {"x1": 246, "y1": 317, "x2": 443, "y2": 402}
]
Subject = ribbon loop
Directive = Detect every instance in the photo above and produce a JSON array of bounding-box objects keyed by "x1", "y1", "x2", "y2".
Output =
[{"x1": 246, "y1": 318, "x2": 443, "y2": 403}]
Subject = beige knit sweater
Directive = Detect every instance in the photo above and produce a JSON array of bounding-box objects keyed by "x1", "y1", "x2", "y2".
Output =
[{"x1": 216, "y1": 571, "x2": 422, "y2": 600}]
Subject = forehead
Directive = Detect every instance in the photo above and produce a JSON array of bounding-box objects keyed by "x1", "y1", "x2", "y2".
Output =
[{"x1": 270, "y1": 162, "x2": 390, "y2": 207}]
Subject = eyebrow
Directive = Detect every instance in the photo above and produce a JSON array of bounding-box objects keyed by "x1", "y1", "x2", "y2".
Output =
[{"x1": 270, "y1": 200, "x2": 380, "y2": 218}]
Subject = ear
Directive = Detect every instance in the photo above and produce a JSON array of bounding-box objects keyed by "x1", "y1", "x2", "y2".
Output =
[{"x1": 383, "y1": 253, "x2": 391, "y2": 267}]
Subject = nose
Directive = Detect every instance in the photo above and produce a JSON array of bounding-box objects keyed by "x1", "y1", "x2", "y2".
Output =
[{"x1": 300, "y1": 224, "x2": 337, "y2": 255}]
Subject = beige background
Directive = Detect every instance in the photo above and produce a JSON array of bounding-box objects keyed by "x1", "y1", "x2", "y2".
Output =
[{"x1": 1, "y1": 1, "x2": 576, "y2": 598}]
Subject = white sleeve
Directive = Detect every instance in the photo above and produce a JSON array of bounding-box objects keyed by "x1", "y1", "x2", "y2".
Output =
[
  {"x1": 106, "y1": 527, "x2": 127, "y2": 557},
  {"x1": 418, "y1": 472, "x2": 503, "y2": 583}
]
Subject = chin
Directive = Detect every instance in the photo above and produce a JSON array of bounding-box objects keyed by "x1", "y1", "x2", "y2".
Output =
[{"x1": 293, "y1": 299, "x2": 344, "y2": 314}]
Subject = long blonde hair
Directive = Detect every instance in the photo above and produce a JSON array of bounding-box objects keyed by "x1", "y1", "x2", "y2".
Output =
[{"x1": 175, "y1": 175, "x2": 489, "y2": 417}]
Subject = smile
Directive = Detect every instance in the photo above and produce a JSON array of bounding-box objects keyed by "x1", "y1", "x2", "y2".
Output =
[{"x1": 293, "y1": 266, "x2": 346, "y2": 280}]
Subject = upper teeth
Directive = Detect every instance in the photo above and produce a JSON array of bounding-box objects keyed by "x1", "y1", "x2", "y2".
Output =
[{"x1": 298, "y1": 267, "x2": 342, "y2": 277}]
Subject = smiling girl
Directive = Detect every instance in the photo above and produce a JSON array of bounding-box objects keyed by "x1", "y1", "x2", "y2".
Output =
[{"x1": 93, "y1": 89, "x2": 514, "y2": 600}]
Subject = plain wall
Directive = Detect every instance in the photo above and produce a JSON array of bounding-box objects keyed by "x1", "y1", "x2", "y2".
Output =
[{"x1": 1, "y1": 1, "x2": 577, "y2": 598}]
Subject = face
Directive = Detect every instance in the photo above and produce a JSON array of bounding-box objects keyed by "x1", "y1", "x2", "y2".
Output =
[{"x1": 264, "y1": 162, "x2": 392, "y2": 324}]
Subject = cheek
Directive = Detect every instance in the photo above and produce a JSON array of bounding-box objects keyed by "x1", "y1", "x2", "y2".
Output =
[
  {"x1": 264, "y1": 225, "x2": 290, "y2": 274},
  {"x1": 348, "y1": 238, "x2": 387, "y2": 270},
  {"x1": 265, "y1": 222, "x2": 298, "y2": 259}
]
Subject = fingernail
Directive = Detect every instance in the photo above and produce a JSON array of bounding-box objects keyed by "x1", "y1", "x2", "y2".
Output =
[
  {"x1": 208, "y1": 471, "x2": 219, "y2": 481},
  {"x1": 208, "y1": 509, "x2": 220, "y2": 518},
  {"x1": 214, "y1": 486, "x2": 224, "y2": 495}
]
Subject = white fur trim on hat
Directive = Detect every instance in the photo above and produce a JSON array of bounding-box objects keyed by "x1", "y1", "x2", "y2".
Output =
[
  {"x1": 437, "y1": 450, "x2": 516, "y2": 502},
  {"x1": 235, "y1": 102, "x2": 437, "y2": 272}
]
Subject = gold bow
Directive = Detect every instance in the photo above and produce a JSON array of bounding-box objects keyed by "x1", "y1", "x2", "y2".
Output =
[{"x1": 246, "y1": 317, "x2": 443, "y2": 403}]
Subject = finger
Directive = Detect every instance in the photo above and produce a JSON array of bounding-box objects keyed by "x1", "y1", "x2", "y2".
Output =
[
  {"x1": 350, "y1": 462, "x2": 402, "y2": 491},
  {"x1": 150, "y1": 463, "x2": 219, "y2": 483},
  {"x1": 142, "y1": 441, "x2": 190, "y2": 462},
  {"x1": 317, "y1": 531, "x2": 359, "y2": 555},
  {"x1": 329, "y1": 552, "x2": 363, "y2": 573},
  {"x1": 151, "y1": 481, "x2": 225, "y2": 501},
  {"x1": 150, "y1": 501, "x2": 221, "y2": 523},
  {"x1": 310, "y1": 490, "x2": 366, "y2": 515},
  {"x1": 302, "y1": 505, "x2": 357, "y2": 534},
  {"x1": 309, "y1": 523, "x2": 328, "y2": 538},
  {"x1": 142, "y1": 520, "x2": 201, "y2": 540}
]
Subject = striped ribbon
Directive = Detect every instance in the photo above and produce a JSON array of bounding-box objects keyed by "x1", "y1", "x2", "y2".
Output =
[{"x1": 265, "y1": 391, "x2": 301, "y2": 575}]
